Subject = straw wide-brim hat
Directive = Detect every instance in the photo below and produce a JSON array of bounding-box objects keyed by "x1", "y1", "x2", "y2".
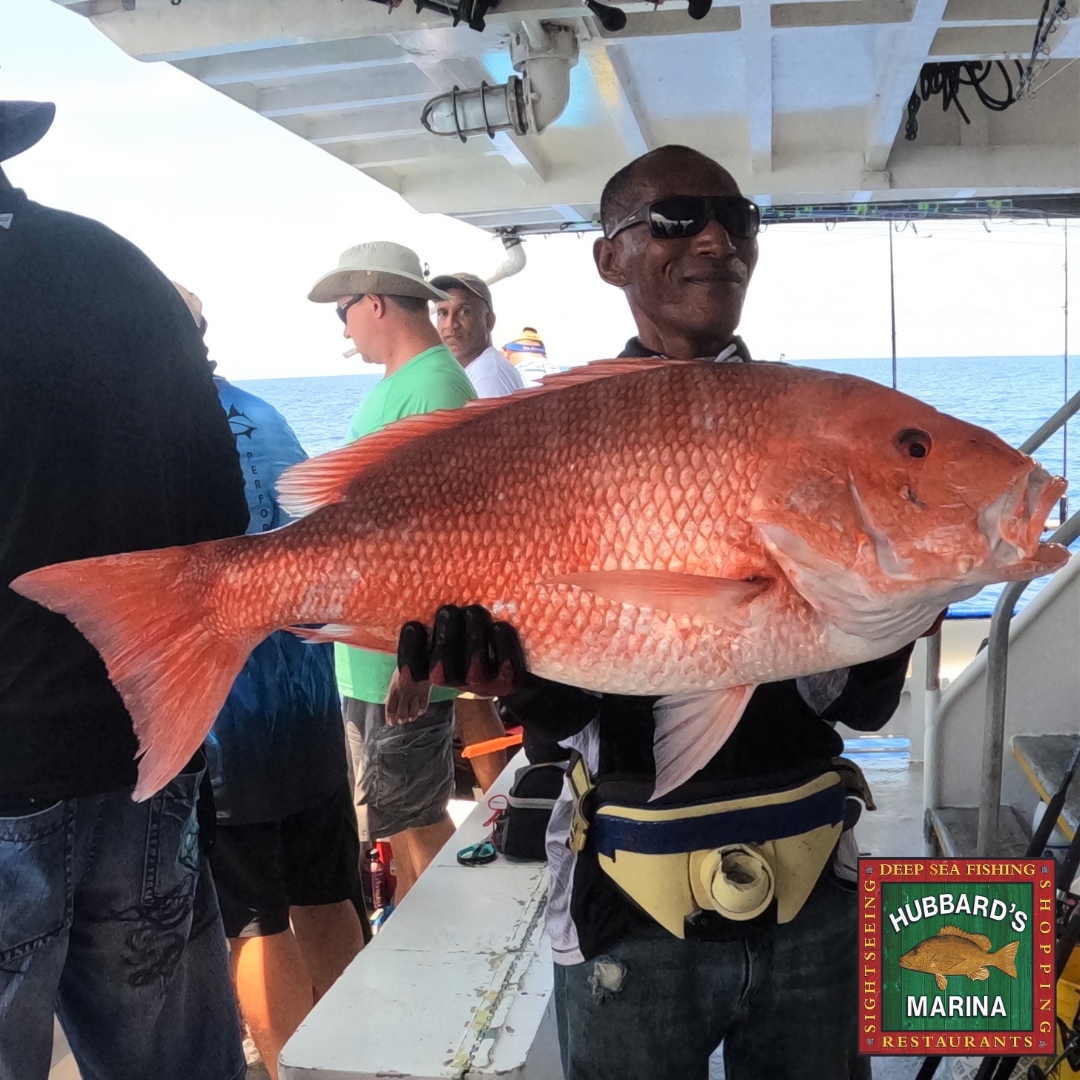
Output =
[
  {"x1": 308, "y1": 241, "x2": 450, "y2": 304},
  {"x1": 0, "y1": 101, "x2": 56, "y2": 163}
]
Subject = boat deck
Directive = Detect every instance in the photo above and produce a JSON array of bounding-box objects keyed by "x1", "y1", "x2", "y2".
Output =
[
  {"x1": 47, "y1": 739, "x2": 933, "y2": 1080},
  {"x1": 46, "y1": 619, "x2": 1007, "y2": 1080}
]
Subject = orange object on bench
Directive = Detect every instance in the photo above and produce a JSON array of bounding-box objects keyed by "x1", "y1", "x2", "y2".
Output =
[{"x1": 461, "y1": 727, "x2": 524, "y2": 759}]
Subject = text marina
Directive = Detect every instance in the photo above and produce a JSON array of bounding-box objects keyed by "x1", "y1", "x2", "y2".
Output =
[{"x1": 907, "y1": 996, "x2": 1007, "y2": 1018}]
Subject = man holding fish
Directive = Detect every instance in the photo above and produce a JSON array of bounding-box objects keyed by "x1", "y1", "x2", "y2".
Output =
[
  {"x1": 10, "y1": 149, "x2": 1067, "y2": 1078},
  {"x1": 381, "y1": 145, "x2": 1039, "y2": 1079}
]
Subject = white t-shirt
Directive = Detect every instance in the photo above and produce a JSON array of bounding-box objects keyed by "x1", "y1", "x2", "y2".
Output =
[{"x1": 463, "y1": 345, "x2": 526, "y2": 398}]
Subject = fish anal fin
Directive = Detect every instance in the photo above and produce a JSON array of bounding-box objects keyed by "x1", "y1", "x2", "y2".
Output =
[
  {"x1": 938, "y1": 925, "x2": 992, "y2": 952},
  {"x1": 547, "y1": 571, "x2": 772, "y2": 626},
  {"x1": 276, "y1": 356, "x2": 682, "y2": 518},
  {"x1": 286, "y1": 624, "x2": 396, "y2": 653},
  {"x1": 968, "y1": 968, "x2": 990, "y2": 982},
  {"x1": 935, "y1": 974, "x2": 948, "y2": 992},
  {"x1": 651, "y1": 685, "x2": 756, "y2": 799},
  {"x1": 991, "y1": 940, "x2": 1020, "y2": 979}
]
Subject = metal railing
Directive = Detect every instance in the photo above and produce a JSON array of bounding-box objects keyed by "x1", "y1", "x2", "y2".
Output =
[
  {"x1": 973, "y1": 385, "x2": 1080, "y2": 856},
  {"x1": 976, "y1": 508, "x2": 1080, "y2": 854}
]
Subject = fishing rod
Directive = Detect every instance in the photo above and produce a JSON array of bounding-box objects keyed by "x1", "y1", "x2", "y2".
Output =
[{"x1": 914, "y1": 747, "x2": 1080, "y2": 1080}]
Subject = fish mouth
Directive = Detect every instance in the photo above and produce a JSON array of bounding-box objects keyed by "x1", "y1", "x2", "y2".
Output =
[{"x1": 979, "y1": 465, "x2": 1068, "y2": 578}]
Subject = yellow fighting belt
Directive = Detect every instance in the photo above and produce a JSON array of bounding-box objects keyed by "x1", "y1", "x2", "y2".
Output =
[{"x1": 568, "y1": 758, "x2": 868, "y2": 939}]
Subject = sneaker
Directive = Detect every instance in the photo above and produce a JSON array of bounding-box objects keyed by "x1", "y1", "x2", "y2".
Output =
[{"x1": 243, "y1": 1031, "x2": 263, "y2": 1068}]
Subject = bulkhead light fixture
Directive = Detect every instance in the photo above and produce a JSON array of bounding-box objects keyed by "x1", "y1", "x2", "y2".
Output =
[{"x1": 421, "y1": 23, "x2": 579, "y2": 141}]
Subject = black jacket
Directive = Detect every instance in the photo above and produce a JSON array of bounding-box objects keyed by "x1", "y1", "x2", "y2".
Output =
[
  {"x1": 501, "y1": 334, "x2": 912, "y2": 956},
  {"x1": 0, "y1": 184, "x2": 247, "y2": 802}
]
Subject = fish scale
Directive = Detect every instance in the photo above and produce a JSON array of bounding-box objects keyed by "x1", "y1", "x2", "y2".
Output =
[
  {"x1": 240, "y1": 361, "x2": 778, "y2": 693},
  {"x1": 11, "y1": 357, "x2": 1067, "y2": 799}
]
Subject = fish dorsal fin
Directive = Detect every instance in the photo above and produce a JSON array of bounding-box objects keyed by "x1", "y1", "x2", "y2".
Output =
[
  {"x1": 535, "y1": 356, "x2": 693, "y2": 387},
  {"x1": 938, "y1": 925, "x2": 991, "y2": 951},
  {"x1": 276, "y1": 356, "x2": 683, "y2": 518}
]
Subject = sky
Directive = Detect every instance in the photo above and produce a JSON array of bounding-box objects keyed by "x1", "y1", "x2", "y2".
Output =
[{"x1": 3, "y1": 0, "x2": 1078, "y2": 381}]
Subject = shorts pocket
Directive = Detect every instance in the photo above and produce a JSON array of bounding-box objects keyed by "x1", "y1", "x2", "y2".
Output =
[
  {"x1": 364, "y1": 720, "x2": 453, "y2": 811},
  {"x1": 143, "y1": 765, "x2": 203, "y2": 906},
  {"x1": 0, "y1": 800, "x2": 73, "y2": 965}
]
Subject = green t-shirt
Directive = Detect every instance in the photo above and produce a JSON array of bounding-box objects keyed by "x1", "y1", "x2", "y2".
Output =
[{"x1": 335, "y1": 344, "x2": 476, "y2": 704}]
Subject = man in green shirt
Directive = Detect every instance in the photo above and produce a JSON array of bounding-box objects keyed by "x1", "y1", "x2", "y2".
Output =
[{"x1": 308, "y1": 241, "x2": 476, "y2": 901}]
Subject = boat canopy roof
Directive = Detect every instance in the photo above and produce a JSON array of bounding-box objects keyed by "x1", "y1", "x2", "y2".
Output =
[{"x1": 56, "y1": 0, "x2": 1080, "y2": 231}]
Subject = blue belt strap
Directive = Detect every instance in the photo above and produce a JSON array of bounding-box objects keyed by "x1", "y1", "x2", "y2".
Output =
[{"x1": 592, "y1": 784, "x2": 846, "y2": 858}]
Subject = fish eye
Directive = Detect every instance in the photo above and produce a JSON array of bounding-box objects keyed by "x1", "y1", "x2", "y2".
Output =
[{"x1": 895, "y1": 428, "x2": 932, "y2": 460}]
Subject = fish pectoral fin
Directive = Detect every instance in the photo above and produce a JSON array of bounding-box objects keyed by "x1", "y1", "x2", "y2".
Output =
[
  {"x1": 651, "y1": 685, "x2": 756, "y2": 800},
  {"x1": 931, "y1": 955, "x2": 966, "y2": 974},
  {"x1": 544, "y1": 571, "x2": 773, "y2": 626},
  {"x1": 286, "y1": 624, "x2": 396, "y2": 653},
  {"x1": 968, "y1": 968, "x2": 990, "y2": 982},
  {"x1": 935, "y1": 974, "x2": 948, "y2": 992}
]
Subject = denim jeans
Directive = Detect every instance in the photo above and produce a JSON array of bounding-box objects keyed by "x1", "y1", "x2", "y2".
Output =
[
  {"x1": 554, "y1": 869, "x2": 869, "y2": 1080},
  {"x1": 0, "y1": 765, "x2": 245, "y2": 1080}
]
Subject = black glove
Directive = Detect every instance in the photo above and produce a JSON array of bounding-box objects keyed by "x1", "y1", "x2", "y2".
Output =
[{"x1": 386, "y1": 605, "x2": 528, "y2": 724}]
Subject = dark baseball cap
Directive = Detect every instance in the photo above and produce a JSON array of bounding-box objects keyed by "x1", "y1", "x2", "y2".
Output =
[
  {"x1": 0, "y1": 101, "x2": 55, "y2": 163},
  {"x1": 429, "y1": 272, "x2": 494, "y2": 310}
]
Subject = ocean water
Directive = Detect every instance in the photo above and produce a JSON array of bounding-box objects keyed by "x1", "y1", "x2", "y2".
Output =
[
  {"x1": 235, "y1": 354, "x2": 1075, "y2": 618},
  {"x1": 236, "y1": 372, "x2": 383, "y2": 457}
]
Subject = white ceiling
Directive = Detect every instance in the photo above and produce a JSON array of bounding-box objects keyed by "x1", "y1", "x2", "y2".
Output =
[{"x1": 56, "y1": 0, "x2": 1080, "y2": 231}]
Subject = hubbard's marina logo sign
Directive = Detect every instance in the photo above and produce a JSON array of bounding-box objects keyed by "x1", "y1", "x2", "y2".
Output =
[{"x1": 859, "y1": 858, "x2": 1056, "y2": 1056}]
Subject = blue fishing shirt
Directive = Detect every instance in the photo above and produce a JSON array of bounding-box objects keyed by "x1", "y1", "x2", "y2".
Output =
[{"x1": 204, "y1": 377, "x2": 346, "y2": 825}]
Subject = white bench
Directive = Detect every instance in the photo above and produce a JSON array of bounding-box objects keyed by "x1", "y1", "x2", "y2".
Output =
[{"x1": 280, "y1": 751, "x2": 562, "y2": 1080}]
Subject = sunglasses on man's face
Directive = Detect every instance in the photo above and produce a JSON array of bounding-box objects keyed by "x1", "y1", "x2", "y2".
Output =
[
  {"x1": 337, "y1": 295, "x2": 366, "y2": 324},
  {"x1": 606, "y1": 195, "x2": 761, "y2": 242}
]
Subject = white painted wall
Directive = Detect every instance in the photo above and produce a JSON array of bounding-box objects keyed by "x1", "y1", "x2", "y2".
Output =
[{"x1": 931, "y1": 556, "x2": 1080, "y2": 818}]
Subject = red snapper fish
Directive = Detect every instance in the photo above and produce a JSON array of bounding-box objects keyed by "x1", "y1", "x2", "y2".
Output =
[{"x1": 11, "y1": 359, "x2": 1068, "y2": 799}]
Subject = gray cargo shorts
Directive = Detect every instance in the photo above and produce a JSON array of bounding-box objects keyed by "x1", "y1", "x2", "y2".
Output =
[{"x1": 342, "y1": 696, "x2": 455, "y2": 841}]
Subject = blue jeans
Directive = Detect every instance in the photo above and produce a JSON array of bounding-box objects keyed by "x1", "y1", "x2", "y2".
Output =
[
  {"x1": 0, "y1": 766, "x2": 245, "y2": 1080},
  {"x1": 554, "y1": 869, "x2": 868, "y2": 1080}
]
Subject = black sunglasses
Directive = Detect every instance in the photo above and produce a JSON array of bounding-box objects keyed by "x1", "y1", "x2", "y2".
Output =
[
  {"x1": 337, "y1": 295, "x2": 366, "y2": 324},
  {"x1": 606, "y1": 196, "x2": 761, "y2": 242}
]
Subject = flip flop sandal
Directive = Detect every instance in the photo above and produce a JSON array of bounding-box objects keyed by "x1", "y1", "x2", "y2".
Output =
[{"x1": 457, "y1": 840, "x2": 498, "y2": 866}]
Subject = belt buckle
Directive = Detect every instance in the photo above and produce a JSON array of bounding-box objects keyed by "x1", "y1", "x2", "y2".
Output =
[{"x1": 567, "y1": 756, "x2": 593, "y2": 854}]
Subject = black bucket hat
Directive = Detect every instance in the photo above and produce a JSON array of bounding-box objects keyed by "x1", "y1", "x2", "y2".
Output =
[{"x1": 0, "y1": 101, "x2": 56, "y2": 163}]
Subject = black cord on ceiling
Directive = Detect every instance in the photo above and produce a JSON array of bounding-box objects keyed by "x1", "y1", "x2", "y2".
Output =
[{"x1": 904, "y1": 60, "x2": 1024, "y2": 141}]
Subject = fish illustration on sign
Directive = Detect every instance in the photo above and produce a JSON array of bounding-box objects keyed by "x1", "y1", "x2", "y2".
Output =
[{"x1": 898, "y1": 926, "x2": 1020, "y2": 991}]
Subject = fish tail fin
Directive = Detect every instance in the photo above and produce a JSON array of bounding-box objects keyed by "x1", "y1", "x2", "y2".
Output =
[
  {"x1": 991, "y1": 940, "x2": 1020, "y2": 978},
  {"x1": 11, "y1": 543, "x2": 265, "y2": 800}
]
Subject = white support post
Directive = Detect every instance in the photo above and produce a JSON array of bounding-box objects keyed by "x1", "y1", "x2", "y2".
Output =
[{"x1": 863, "y1": 0, "x2": 950, "y2": 173}]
